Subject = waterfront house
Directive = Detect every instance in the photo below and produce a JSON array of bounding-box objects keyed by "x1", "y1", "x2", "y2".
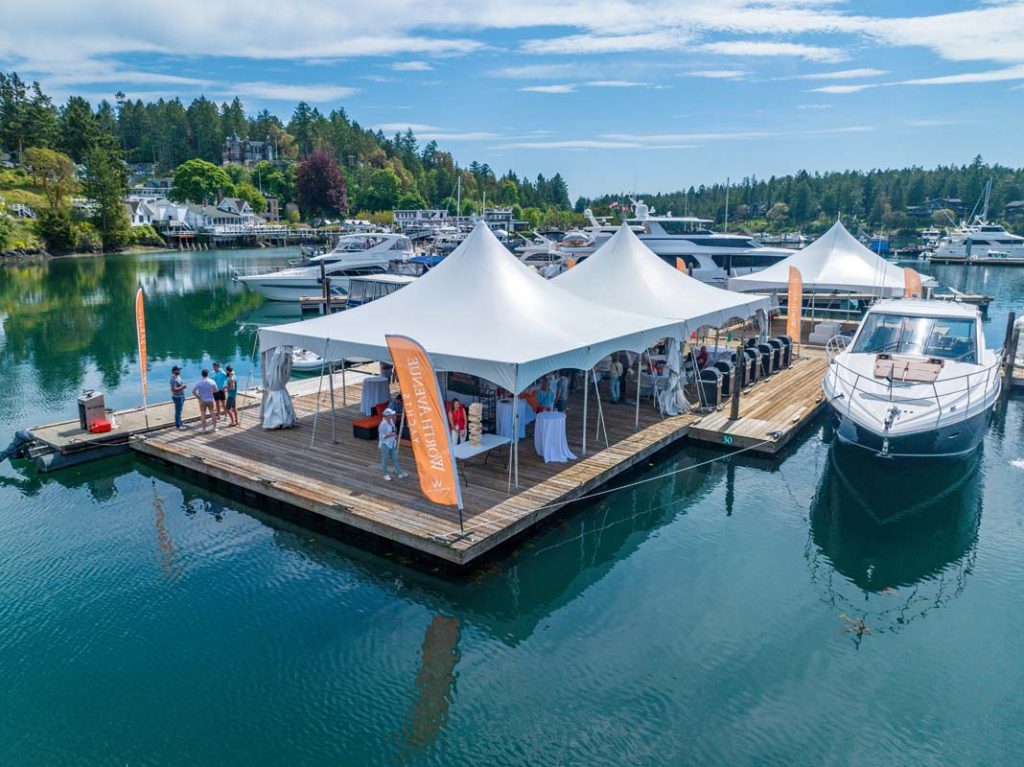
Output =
[
  {"x1": 393, "y1": 209, "x2": 449, "y2": 231},
  {"x1": 216, "y1": 197, "x2": 257, "y2": 226},
  {"x1": 222, "y1": 134, "x2": 276, "y2": 166}
]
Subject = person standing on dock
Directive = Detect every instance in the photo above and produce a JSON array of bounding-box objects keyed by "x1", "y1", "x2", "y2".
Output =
[
  {"x1": 379, "y1": 408, "x2": 407, "y2": 481},
  {"x1": 193, "y1": 369, "x2": 219, "y2": 433},
  {"x1": 211, "y1": 362, "x2": 228, "y2": 420},
  {"x1": 170, "y1": 366, "x2": 188, "y2": 429},
  {"x1": 555, "y1": 371, "x2": 569, "y2": 412},
  {"x1": 609, "y1": 356, "x2": 624, "y2": 403},
  {"x1": 224, "y1": 365, "x2": 239, "y2": 427},
  {"x1": 536, "y1": 378, "x2": 556, "y2": 412},
  {"x1": 447, "y1": 398, "x2": 468, "y2": 444}
]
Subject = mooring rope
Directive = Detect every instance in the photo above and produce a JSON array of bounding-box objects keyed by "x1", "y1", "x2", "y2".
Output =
[{"x1": 443, "y1": 434, "x2": 782, "y2": 543}]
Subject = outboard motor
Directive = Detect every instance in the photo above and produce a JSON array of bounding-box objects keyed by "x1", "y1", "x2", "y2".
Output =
[
  {"x1": 0, "y1": 430, "x2": 34, "y2": 463},
  {"x1": 713, "y1": 360, "x2": 734, "y2": 398},
  {"x1": 767, "y1": 339, "x2": 783, "y2": 371},
  {"x1": 775, "y1": 335, "x2": 793, "y2": 367},
  {"x1": 756, "y1": 343, "x2": 775, "y2": 377},
  {"x1": 698, "y1": 367, "x2": 723, "y2": 408},
  {"x1": 743, "y1": 348, "x2": 761, "y2": 383}
]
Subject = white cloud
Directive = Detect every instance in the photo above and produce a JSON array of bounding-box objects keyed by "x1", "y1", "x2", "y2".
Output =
[
  {"x1": 682, "y1": 70, "x2": 749, "y2": 79},
  {"x1": 700, "y1": 41, "x2": 847, "y2": 62},
  {"x1": 488, "y1": 63, "x2": 583, "y2": 80},
  {"x1": 602, "y1": 125, "x2": 874, "y2": 143},
  {"x1": 519, "y1": 84, "x2": 577, "y2": 93},
  {"x1": 796, "y1": 103, "x2": 834, "y2": 110},
  {"x1": 498, "y1": 140, "x2": 694, "y2": 150},
  {"x1": 901, "y1": 64, "x2": 1024, "y2": 85},
  {"x1": 374, "y1": 122, "x2": 499, "y2": 141},
  {"x1": 584, "y1": 80, "x2": 644, "y2": 88},
  {"x1": 231, "y1": 82, "x2": 358, "y2": 101},
  {"x1": 390, "y1": 60, "x2": 434, "y2": 71},
  {"x1": 796, "y1": 68, "x2": 888, "y2": 80},
  {"x1": 808, "y1": 83, "x2": 878, "y2": 94},
  {"x1": 521, "y1": 29, "x2": 691, "y2": 55}
]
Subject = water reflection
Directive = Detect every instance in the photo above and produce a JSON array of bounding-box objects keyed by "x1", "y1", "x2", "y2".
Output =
[
  {"x1": 0, "y1": 249, "x2": 293, "y2": 412},
  {"x1": 402, "y1": 615, "x2": 461, "y2": 755},
  {"x1": 808, "y1": 444, "x2": 983, "y2": 638}
]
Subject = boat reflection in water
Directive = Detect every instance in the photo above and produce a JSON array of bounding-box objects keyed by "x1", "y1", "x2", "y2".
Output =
[{"x1": 808, "y1": 443, "x2": 983, "y2": 639}]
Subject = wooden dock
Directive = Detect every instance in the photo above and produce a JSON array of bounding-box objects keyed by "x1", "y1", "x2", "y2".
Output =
[
  {"x1": 132, "y1": 352, "x2": 829, "y2": 567},
  {"x1": 686, "y1": 347, "x2": 829, "y2": 454}
]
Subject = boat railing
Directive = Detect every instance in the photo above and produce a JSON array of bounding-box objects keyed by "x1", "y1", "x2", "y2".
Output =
[{"x1": 826, "y1": 350, "x2": 1002, "y2": 428}]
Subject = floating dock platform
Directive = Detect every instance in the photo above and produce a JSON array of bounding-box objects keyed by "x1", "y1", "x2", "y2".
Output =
[{"x1": 132, "y1": 351, "x2": 829, "y2": 566}]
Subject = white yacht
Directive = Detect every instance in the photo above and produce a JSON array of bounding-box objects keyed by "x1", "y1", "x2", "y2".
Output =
[
  {"x1": 235, "y1": 233, "x2": 413, "y2": 301},
  {"x1": 559, "y1": 204, "x2": 795, "y2": 285},
  {"x1": 822, "y1": 299, "x2": 1000, "y2": 459},
  {"x1": 932, "y1": 222, "x2": 1024, "y2": 263}
]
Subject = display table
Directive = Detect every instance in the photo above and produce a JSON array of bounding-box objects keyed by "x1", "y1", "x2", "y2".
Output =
[
  {"x1": 360, "y1": 375, "x2": 390, "y2": 415},
  {"x1": 533, "y1": 411, "x2": 576, "y2": 463},
  {"x1": 496, "y1": 398, "x2": 536, "y2": 439},
  {"x1": 452, "y1": 434, "x2": 512, "y2": 485}
]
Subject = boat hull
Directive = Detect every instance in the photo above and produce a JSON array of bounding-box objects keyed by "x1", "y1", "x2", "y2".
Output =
[
  {"x1": 236, "y1": 276, "x2": 350, "y2": 301},
  {"x1": 829, "y1": 403, "x2": 993, "y2": 459}
]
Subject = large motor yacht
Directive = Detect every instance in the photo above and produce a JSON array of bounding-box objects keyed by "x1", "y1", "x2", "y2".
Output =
[
  {"x1": 822, "y1": 299, "x2": 1001, "y2": 459},
  {"x1": 932, "y1": 223, "x2": 1024, "y2": 263},
  {"x1": 235, "y1": 233, "x2": 413, "y2": 301},
  {"x1": 559, "y1": 203, "x2": 795, "y2": 285}
]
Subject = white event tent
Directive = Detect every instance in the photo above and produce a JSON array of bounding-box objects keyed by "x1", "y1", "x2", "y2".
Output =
[
  {"x1": 728, "y1": 219, "x2": 933, "y2": 297},
  {"x1": 258, "y1": 222, "x2": 691, "y2": 395},
  {"x1": 556, "y1": 224, "x2": 774, "y2": 329}
]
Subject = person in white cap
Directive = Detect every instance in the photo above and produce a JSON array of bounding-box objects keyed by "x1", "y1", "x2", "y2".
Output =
[{"x1": 378, "y1": 408, "x2": 407, "y2": 481}]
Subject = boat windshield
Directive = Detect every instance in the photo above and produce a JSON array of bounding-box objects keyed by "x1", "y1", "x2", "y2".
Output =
[{"x1": 852, "y1": 313, "x2": 977, "y2": 363}]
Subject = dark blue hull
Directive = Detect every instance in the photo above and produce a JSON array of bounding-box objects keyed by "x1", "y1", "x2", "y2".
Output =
[{"x1": 831, "y1": 405, "x2": 993, "y2": 459}]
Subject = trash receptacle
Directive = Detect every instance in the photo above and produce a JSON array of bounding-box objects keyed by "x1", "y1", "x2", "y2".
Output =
[
  {"x1": 756, "y1": 343, "x2": 775, "y2": 377},
  {"x1": 776, "y1": 335, "x2": 793, "y2": 367}
]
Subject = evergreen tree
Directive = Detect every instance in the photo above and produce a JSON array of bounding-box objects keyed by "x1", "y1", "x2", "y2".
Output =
[
  {"x1": 58, "y1": 96, "x2": 101, "y2": 162},
  {"x1": 83, "y1": 146, "x2": 131, "y2": 250},
  {"x1": 187, "y1": 97, "x2": 223, "y2": 163}
]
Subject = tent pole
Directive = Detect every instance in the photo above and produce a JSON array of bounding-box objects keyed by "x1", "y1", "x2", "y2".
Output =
[
  {"x1": 310, "y1": 338, "x2": 329, "y2": 448},
  {"x1": 328, "y1": 361, "x2": 337, "y2": 443},
  {"x1": 582, "y1": 369, "x2": 588, "y2": 456},
  {"x1": 634, "y1": 353, "x2": 642, "y2": 429},
  {"x1": 341, "y1": 359, "x2": 347, "y2": 406},
  {"x1": 592, "y1": 369, "x2": 609, "y2": 447}
]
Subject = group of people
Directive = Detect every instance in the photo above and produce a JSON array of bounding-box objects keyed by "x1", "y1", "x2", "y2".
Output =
[{"x1": 169, "y1": 361, "x2": 239, "y2": 433}]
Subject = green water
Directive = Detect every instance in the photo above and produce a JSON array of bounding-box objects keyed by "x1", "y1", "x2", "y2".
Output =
[{"x1": 1, "y1": 249, "x2": 1023, "y2": 765}]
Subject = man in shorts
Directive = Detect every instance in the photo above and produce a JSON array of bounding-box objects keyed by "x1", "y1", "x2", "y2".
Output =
[
  {"x1": 211, "y1": 361, "x2": 228, "y2": 419},
  {"x1": 224, "y1": 365, "x2": 239, "y2": 427},
  {"x1": 192, "y1": 368, "x2": 219, "y2": 433}
]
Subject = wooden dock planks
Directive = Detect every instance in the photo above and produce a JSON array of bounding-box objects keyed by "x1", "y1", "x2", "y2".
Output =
[{"x1": 133, "y1": 354, "x2": 828, "y2": 566}]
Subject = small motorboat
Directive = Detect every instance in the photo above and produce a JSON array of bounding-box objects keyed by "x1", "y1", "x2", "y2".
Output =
[
  {"x1": 822, "y1": 299, "x2": 1001, "y2": 459},
  {"x1": 291, "y1": 348, "x2": 326, "y2": 372}
]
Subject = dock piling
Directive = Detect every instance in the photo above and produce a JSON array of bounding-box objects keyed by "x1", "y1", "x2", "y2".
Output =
[
  {"x1": 729, "y1": 342, "x2": 742, "y2": 421},
  {"x1": 1002, "y1": 311, "x2": 1018, "y2": 395}
]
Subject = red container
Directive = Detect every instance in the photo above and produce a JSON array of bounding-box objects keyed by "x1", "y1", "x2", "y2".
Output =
[{"x1": 88, "y1": 419, "x2": 113, "y2": 434}]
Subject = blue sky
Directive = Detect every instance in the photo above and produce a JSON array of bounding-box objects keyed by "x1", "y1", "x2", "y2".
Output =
[{"x1": 2, "y1": 0, "x2": 1023, "y2": 198}]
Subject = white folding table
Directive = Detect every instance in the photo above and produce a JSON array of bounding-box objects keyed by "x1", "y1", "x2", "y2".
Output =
[{"x1": 452, "y1": 433, "x2": 512, "y2": 485}]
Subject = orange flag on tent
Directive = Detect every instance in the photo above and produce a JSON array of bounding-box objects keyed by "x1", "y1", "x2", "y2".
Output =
[
  {"x1": 675, "y1": 257, "x2": 686, "y2": 272},
  {"x1": 904, "y1": 268, "x2": 923, "y2": 299},
  {"x1": 786, "y1": 266, "x2": 803, "y2": 341},
  {"x1": 385, "y1": 335, "x2": 463, "y2": 512}
]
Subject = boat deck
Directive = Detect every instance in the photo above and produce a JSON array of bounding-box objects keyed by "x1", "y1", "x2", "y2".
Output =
[{"x1": 133, "y1": 350, "x2": 829, "y2": 566}]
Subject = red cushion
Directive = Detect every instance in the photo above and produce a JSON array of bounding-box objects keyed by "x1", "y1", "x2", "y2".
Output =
[
  {"x1": 373, "y1": 402, "x2": 389, "y2": 416},
  {"x1": 353, "y1": 415, "x2": 383, "y2": 429}
]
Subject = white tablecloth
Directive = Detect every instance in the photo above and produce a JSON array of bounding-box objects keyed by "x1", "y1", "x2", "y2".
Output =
[
  {"x1": 496, "y1": 398, "x2": 536, "y2": 440},
  {"x1": 360, "y1": 375, "x2": 391, "y2": 416},
  {"x1": 453, "y1": 434, "x2": 511, "y2": 461},
  {"x1": 533, "y1": 411, "x2": 576, "y2": 463}
]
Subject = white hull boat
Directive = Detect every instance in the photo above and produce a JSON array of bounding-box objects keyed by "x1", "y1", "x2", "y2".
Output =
[
  {"x1": 822, "y1": 299, "x2": 1000, "y2": 459},
  {"x1": 236, "y1": 233, "x2": 413, "y2": 301}
]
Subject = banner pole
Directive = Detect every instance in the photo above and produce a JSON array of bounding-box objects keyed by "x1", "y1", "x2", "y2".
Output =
[
  {"x1": 582, "y1": 369, "x2": 588, "y2": 456},
  {"x1": 328, "y1": 361, "x2": 337, "y2": 443},
  {"x1": 634, "y1": 353, "x2": 642, "y2": 429},
  {"x1": 135, "y1": 288, "x2": 149, "y2": 428}
]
